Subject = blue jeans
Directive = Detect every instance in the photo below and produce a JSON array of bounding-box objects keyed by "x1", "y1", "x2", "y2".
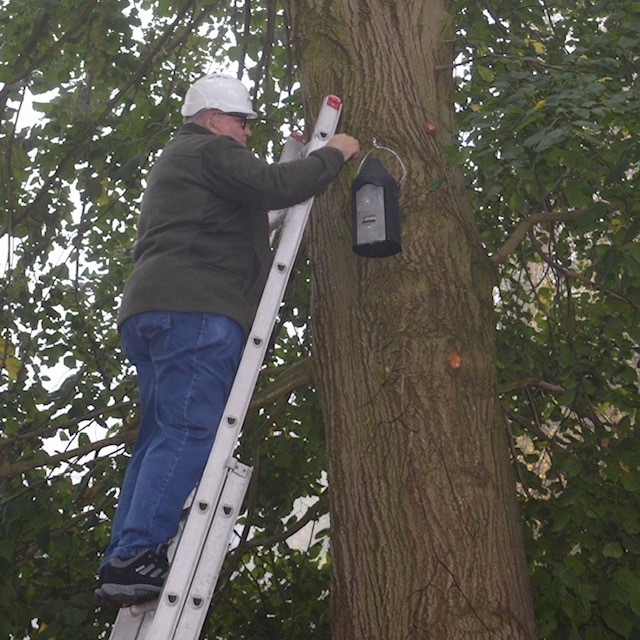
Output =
[{"x1": 103, "y1": 311, "x2": 245, "y2": 564}]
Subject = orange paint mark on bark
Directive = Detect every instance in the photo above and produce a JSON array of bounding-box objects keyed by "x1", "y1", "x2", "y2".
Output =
[{"x1": 447, "y1": 352, "x2": 463, "y2": 369}]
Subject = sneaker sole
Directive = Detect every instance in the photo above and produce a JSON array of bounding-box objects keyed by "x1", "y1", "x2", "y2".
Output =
[{"x1": 95, "y1": 583, "x2": 161, "y2": 609}]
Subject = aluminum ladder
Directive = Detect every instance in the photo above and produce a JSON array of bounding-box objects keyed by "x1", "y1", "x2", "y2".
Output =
[{"x1": 108, "y1": 94, "x2": 342, "y2": 640}]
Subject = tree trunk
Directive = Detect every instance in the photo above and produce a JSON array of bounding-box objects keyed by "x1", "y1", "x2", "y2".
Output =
[{"x1": 282, "y1": 1, "x2": 537, "y2": 638}]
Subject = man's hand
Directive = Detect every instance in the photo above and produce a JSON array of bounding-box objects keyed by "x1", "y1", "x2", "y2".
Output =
[{"x1": 326, "y1": 134, "x2": 360, "y2": 162}]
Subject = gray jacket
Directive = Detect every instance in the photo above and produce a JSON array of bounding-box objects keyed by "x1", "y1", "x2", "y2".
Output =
[{"x1": 118, "y1": 124, "x2": 345, "y2": 334}]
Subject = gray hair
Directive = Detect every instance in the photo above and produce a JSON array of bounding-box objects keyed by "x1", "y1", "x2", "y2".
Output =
[{"x1": 183, "y1": 108, "x2": 211, "y2": 125}]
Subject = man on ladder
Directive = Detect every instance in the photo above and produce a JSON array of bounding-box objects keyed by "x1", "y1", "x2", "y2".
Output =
[{"x1": 94, "y1": 72, "x2": 359, "y2": 609}]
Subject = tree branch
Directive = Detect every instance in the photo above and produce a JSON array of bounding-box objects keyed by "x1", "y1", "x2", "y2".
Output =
[
  {"x1": 0, "y1": 430, "x2": 136, "y2": 478},
  {"x1": 2, "y1": 0, "x2": 200, "y2": 236},
  {"x1": 252, "y1": 0, "x2": 277, "y2": 99},
  {"x1": 490, "y1": 209, "x2": 587, "y2": 265},
  {"x1": 498, "y1": 378, "x2": 566, "y2": 395},
  {"x1": 237, "y1": 493, "x2": 327, "y2": 554},
  {"x1": 502, "y1": 406, "x2": 566, "y2": 450},
  {"x1": 0, "y1": 1, "x2": 97, "y2": 109},
  {"x1": 437, "y1": 53, "x2": 583, "y2": 74},
  {"x1": 0, "y1": 400, "x2": 136, "y2": 449},
  {"x1": 480, "y1": 0, "x2": 510, "y2": 38},
  {"x1": 253, "y1": 356, "x2": 314, "y2": 407},
  {"x1": 528, "y1": 232, "x2": 640, "y2": 312},
  {"x1": 217, "y1": 492, "x2": 328, "y2": 591},
  {"x1": 237, "y1": 0, "x2": 252, "y2": 77},
  {"x1": 503, "y1": 412, "x2": 533, "y2": 499},
  {"x1": 502, "y1": 405, "x2": 549, "y2": 442},
  {"x1": 0, "y1": 358, "x2": 315, "y2": 477}
]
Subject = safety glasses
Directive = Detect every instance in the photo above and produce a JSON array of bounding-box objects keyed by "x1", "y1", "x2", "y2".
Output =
[{"x1": 225, "y1": 113, "x2": 249, "y2": 129}]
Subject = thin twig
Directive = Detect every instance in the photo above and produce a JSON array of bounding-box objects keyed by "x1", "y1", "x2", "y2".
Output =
[
  {"x1": 498, "y1": 378, "x2": 566, "y2": 395},
  {"x1": 503, "y1": 410, "x2": 533, "y2": 499}
]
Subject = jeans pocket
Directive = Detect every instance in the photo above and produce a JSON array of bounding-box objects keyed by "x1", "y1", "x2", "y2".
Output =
[{"x1": 135, "y1": 311, "x2": 171, "y2": 339}]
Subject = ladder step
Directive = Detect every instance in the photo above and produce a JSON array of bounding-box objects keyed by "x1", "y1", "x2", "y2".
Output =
[{"x1": 109, "y1": 599, "x2": 156, "y2": 639}]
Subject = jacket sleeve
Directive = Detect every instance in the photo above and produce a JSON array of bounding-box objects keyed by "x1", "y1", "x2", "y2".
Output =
[{"x1": 200, "y1": 136, "x2": 345, "y2": 210}]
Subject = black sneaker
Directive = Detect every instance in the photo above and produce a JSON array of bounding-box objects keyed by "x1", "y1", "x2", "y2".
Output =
[{"x1": 94, "y1": 545, "x2": 169, "y2": 609}]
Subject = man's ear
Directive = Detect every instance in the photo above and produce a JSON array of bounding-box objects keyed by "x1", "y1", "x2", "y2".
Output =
[{"x1": 198, "y1": 110, "x2": 216, "y2": 133}]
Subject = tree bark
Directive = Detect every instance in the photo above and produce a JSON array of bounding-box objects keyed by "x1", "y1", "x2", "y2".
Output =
[{"x1": 282, "y1": 1, "x2": 538, "y2": 638}]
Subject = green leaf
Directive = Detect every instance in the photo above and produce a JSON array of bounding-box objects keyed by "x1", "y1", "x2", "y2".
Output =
[
  {"x1": 524, "y1": 127, "x2": 569, "y2": 152},
  {"x1": 614, "y1": 568, "x2": 640, "y2": 595},
  {"x1": 565, "y1": 181, "x2": 593, "y2": 209},
  {"x1": 603, "y1": 542, "x2": 624, "y2": 559},
  {"x1": 621, "y1": 472, "x2": 640, "y2": 493},
  {"x1": 602, "y1": 607, "x2": 633, "y2": 637},
  {"x1": 630, "y1": 593, "x2": 640, "y2": 617},
  {"x1": 551, "y1": 510, "x2": 571, "y2": 532},
  {"x1": 477, "y1": 66, "x2": 495, "y2": 82},
  {"x1": 575, "y1": 201, "x2": 611, "y2": 230}
]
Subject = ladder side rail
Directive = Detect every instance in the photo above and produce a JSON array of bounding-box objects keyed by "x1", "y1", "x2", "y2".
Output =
[
  {"x1": 145, "y1": 96, "x2": 342, "y2": 639},
  {"x1": 269, "y1": 133, "x2": 305, "y2": 243},
  {"x1": 172, "y1": 462, "x2": 252, "y2": 637}
]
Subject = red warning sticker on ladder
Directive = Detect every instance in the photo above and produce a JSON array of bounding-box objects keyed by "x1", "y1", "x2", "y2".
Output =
[{"x1": 326, "y1": 95, "x2": 341, "y2": 110}]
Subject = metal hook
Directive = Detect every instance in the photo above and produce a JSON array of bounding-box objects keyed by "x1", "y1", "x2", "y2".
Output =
[{"x1": 357, "y1": 138, "x2": 408, "y2": 185}]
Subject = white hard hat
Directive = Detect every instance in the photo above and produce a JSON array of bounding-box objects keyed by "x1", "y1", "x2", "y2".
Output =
[{"x1": 181, "y1": 73, "x2": 258, "y2": 118}]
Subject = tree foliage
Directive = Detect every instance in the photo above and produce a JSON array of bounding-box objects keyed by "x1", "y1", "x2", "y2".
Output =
[
  {"x1": 457, "y1": 1, "x2": 640, "y2": 637},
  {"x1": 0, "y1": 0, "x2": 639, "y2": 638}
]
